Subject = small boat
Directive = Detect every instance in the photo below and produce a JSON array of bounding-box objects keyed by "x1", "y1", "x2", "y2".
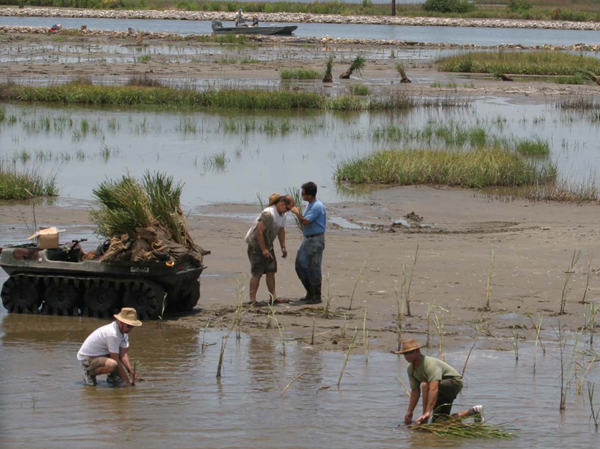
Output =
[{"x1": 211, "y1": 20, "x2": 297, "y2": 36}]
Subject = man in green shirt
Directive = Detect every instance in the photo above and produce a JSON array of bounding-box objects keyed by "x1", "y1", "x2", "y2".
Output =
[{"x1": 398, "y1": 339, "x2": 485, "y2": 424}]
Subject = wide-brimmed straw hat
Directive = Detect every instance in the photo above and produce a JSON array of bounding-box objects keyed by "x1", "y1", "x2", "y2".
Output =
[
  {"x1": 114, "y1": 307, "x2": 142, "y2": 327},
  {"x1": 268, "y1": 193, "x2": 282, "y2": 206},
  {"x1": 396, "y1": 339, "x2": 421, "y2": 354}
]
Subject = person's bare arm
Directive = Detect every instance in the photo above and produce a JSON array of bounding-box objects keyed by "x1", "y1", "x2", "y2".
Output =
[
  {"x1": 405, "y1": 388, "x2": 420, "y2": 424},
  {"x1": 290, "y1": 206, "x2": 311, "y2": 226},
  {"x1": 417, "y1": 380, "x2": 439, "y2": 424},
  {"x1": 277, "y1": 227, "x2": 287, "y2": 258},
  {"x1": 256, "y1": 222, "x2": 272, "y2": 259},
  {"x1": 110, "y1": 350, "x2": 132, "y2": 386}
]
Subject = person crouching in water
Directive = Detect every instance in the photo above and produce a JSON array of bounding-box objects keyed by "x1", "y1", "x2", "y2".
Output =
[
  {"x1": 77, "y1": 307, "x2": 141, "y2": 386},
  {"x1": 245, "y1": 194, "x2": 294, "y2": 306},
  {"x1": 398, "y1": 339, "x2": 485, "y2": 424}
]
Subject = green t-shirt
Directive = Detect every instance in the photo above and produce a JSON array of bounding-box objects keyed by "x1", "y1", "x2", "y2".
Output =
[{"x1": 407, "y1": 355, "x2": 463, "y2": 390}]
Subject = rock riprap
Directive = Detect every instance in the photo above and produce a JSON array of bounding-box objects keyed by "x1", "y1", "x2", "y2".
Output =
[{"x1": 2, "y1": 7, "x2": 600, "y2": 31}]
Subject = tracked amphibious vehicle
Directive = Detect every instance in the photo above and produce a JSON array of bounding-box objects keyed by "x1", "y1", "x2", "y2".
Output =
[{"x1": 0, "y1": 239, "x2": 203, "y2": 320}]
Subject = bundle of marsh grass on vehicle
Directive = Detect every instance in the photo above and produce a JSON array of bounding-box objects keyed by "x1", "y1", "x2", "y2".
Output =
[
  {"x1": 412, "y1": 421, "x2": 515, "y2": 439},
  {"x1": 90, "y1": 171, "x2": 208, "y2": 265}
]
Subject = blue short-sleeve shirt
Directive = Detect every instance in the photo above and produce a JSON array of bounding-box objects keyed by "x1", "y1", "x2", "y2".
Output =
[{"x1": 302, "y1": 199, "x2": 326, "y2": 236}]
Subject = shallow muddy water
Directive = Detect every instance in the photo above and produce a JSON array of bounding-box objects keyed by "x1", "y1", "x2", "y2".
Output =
[
  {"x1": 2, "y1": 97, "x2": 600, "y2": 206},
  {"x1": 4, "y1": 16, "x2": 600, "y2": 46},
  {"x1": 0, "y1": 311, "x2": 599, "y2": 448}
]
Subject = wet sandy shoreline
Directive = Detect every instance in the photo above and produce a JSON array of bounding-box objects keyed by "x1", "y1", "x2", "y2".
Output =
[{"x1": 1, "y1": 186, "x2": 598, "y2": 353}]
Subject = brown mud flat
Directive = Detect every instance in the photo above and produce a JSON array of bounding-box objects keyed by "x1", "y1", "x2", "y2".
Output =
[{"x1": 2, "y1": 186, "x2": 598, "y2": 353}]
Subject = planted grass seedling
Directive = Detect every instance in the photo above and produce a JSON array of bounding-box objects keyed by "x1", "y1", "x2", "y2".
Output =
[
  {"x1": 217, "y1": 277, "x2": 246, "y2": 378},
  {"x1": 403, "y1": 245, "x2": 420, "y2": 317},
  {"x1": 580, "y1": 252, "x2": 593, "y2": 304},
  {"x1": 584, "y1": 303, "x2": 599, "y2": 345},
  {"x1": 337, "y1": 326, "x2": 359, "y2": 387},
  {"x1": 280, "y1": 370, "x2": 314, "y2": 397},
  {"x1": 589, "y1": 382, "x2": 599, "y2": 432},
  {"x1": 483, "y1": 249, "x2": 495, "y2": 312},
  {"x1": 348, "y1": 259, "x2": 368, "y2": 311},
  {"x1": 395, "y1": 287, "x2": 405, "y2": 352},
  {"x1": 528, "y1": 313, "x2": 546, "y2": 375},
  {"x1": 363, "y1": 309, "x2": 369, "y2": 364},
  {"x1": 560, "y1": 250, "x2": 582, "y2": 315}
]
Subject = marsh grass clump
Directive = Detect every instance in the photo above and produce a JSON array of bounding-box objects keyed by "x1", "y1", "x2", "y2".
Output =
[
  {"x1": 0, "y1": 83, "x2": 468, "y2": 112},
  {"x1": 0, "y1": 163, "x2": 58, "y2": 200},
  {"x1": 439, "y1": 51, "x2": 600, "y2": 76},
  {"x1": 336, "y1": 148, "x2": 556, "y2": 188},
  {"x1": 126, "y1": 75, "x2": 164, "y2": 88},
  {"x1": 348, "y1": 84, "x2": 371, "y2": 96},
  {"x1": 414, "y1": 421, "x2": 515, "y2": 439},
  {"x1": 280, "y1": 69, "x2": 321, "y2": 80},
  {"x1": 90, "y1": 171, "x2": 187, "y2": 244},
  {"x1": 515, "y1": 138, "x2": 550, "y2": 156}
]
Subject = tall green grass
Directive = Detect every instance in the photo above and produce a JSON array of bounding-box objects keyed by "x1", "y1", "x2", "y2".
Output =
[
  {"x1": 0, "y1": 162, "x2": 58, "y2": 200},
  {"x1": 369, "y1": 123, "x2": 550, "y2": 156},
  {"x1": 90, "y1": 171, "x2": 187, "y2": 243},
  {"x1": 280, "y1": 69, "x2": 321, "y2": 80},
  {"x1": 438, "y1": 51, "x2": 600, "y2": 75},
  {"x1": 0, "y1": 82, "x2": 467, "y2": 111},
  {"x1": 335, "y1": 148, "x2": 556, "y2": 187}
]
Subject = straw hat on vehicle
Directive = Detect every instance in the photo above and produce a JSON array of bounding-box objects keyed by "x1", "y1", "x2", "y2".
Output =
[
  {"x1": 396, "y1": 339, "x2": 421, "y2": 354},
  {"x1": 114, "y1": 307, "x2": 142, "y2": 327}
]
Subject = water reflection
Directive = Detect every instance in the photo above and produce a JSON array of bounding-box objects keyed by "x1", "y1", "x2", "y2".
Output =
[
  {"x1": 0, "y1": 310, "x2": 599, "y2": 448},
  {"x1": 2, "y1": 99, "x2": 599, "y2": 206}
]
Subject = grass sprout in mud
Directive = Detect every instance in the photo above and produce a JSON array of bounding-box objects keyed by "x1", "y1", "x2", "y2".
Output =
[
  {"x1": 0, "y1": 82, "x2": 469, "y2": 111},
  {"x1": 0, "y1": 162, "x2": 58, "y2": 200},
  {"x1": 336, "y1": 148, "x2": 556, "y2": 188},
  {"x1": 438, "y1": 51, "x2": 600, "y2": 76}
]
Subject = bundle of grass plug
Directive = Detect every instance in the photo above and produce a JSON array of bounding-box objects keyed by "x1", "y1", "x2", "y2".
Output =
[
  {"x1": 90, "y1": 171, "x2": 207, "y2": 264},
  {"x1": 412, "y1": 421, "x2": 515, "y2": 439}
]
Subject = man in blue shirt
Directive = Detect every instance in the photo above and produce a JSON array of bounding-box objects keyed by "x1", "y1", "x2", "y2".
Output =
[{"x1": 290, "y1": 182, "x2": 326, "y2": 304}]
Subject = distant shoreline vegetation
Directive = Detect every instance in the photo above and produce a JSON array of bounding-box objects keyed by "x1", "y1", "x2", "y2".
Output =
[{"x1": 1, "y1": 1, "x2": 600, "y2": 23}]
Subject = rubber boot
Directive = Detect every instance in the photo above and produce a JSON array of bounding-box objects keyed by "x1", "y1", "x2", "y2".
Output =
[
  {"x1": 307, "y1": 283, "x2": 322, "y2": 304},
  {"x1": 297, "y1": 278, "x2": 313, "y2": 303}
]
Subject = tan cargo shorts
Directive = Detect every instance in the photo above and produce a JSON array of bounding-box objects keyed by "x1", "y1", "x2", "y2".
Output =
[{"x1": 80, "y1": 355, "x2": 109, "y2": 373}]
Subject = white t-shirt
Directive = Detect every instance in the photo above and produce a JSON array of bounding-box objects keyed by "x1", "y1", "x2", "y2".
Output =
[
  {"x1": 77, "y1": 321, "x2": 129, "y2": 361},
  {"x1": 245, "y1": 205, "x2": 287, "y2": 246}
]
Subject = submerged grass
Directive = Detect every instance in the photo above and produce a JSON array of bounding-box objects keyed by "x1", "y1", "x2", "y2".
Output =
[
  {"x1": 0, "y1": 162, "x2": 58, "y2": 200},
  {"x1": 336, "y1": 148, "x2": 556, "y2": 188},
  {"x1": 0, "y1": 82, "x2": 467, "y2": 112},
  {"x1": 438, "y1": 51, "x2": 600, "y2": 76}
]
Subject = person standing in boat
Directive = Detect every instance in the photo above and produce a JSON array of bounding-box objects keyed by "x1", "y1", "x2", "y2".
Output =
[{"x1": 235, "y1": 9, "x2": 247, "y2": 27}]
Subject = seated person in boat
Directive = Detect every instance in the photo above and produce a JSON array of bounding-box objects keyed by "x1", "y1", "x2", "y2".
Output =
[{"x1": 252, "y1": 14, "x2": 259, "y2": 27}]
